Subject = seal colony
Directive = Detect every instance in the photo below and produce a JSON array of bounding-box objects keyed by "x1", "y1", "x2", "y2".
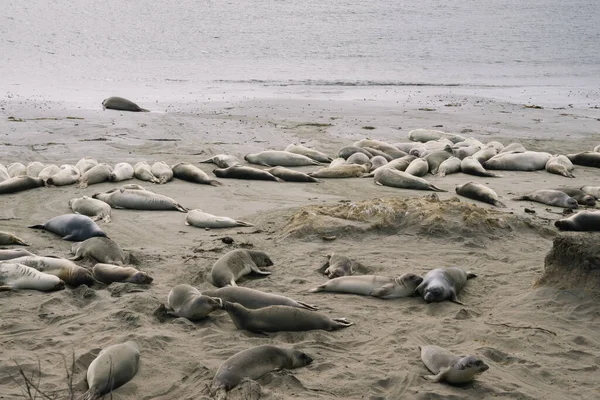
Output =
[{"x1": 2, "y1": 114, "x2": 599, "y2": 400}]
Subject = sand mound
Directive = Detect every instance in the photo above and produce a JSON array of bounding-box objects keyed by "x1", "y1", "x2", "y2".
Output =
[
  {"x1": 536, "y1": 234, "x2": 600, "y2": 295},
  {"x1": 279, "y1": 194, "x2": 550, "y2": 240}
]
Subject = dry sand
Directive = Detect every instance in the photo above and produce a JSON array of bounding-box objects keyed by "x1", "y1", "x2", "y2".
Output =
[{"x1": 1, "y1": 88, "x2": 599, "y2": 399}]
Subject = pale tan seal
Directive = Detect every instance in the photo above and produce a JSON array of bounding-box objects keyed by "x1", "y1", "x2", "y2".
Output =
[
  {"x1": 46, "y1": 164, "x2": 80, "y2": 186},
  {"x1": 0, "y1": 176, "x2": 45, "y2": 194},
  {"x1": 456, "y1": 182, "x2": 506, "y2": 207},
  {"x1": 374, "y1": 168, "x2": 446, "y2": 192},
  {"x1": 514, "y1": 190, "x2": 578, "y2": 209},
  {"x1": 453, "y1": 145, "x2": 481, "y2": 160},
  {"x1": 172, "y1": 162, "x2": 221, "y2": 186},
  {"x1": 245, "y1": 150, "x2": 322, "y2": 167},
  {"x1": 484, "y1": 151, "x2": 551, "y2": 171},
  {"x1": 486, "y1": 141, "x2": 505, "y2": 152},
  {"x1": 0, "y1": 263, "x2": 65, "y2": 291},
  {"x1": 37, "y1": 164, "x2": 60, "y2": 181},
  {"x1": 102, "y1": 96, "x2": 149, "y2": 112},
  {"x1": 460, "y1": 156, "x2": 502, "y2": 177},
  {"x1": 416, "y1": 267, "x2": 477, "y2": 304},
  {"x1": 92, "y1": 188, "x2": 187, "y2": 212},
  {"x1": 9, "y1": 255, "x2": 94, "y2": 287},
  {"x1": 83, "y1": 341, "x2": 141, "y2": 400},
  {"x1": 76, "y1": 157, "x2": 99, "y2": 174},
  {"x1": 109, "y1": 162, "x2": 134, "y2": 182},
  {"x1": 77, "y1": 163, "x2": 113, "y2": 188},
  {"x1": 308, "y1": 163, "x2": 371, "y2": 178},
  {"x1": 285, "y1": 143, "x2": 333, "y2": 163},
  {"x1": 133, "y1": 161, "x2": 160, "y2": 183},
  {"x1": 213, "y1": 165, "x2": 281, "y2": 181},
  {"x1": 581, "y1": 186, "x2": 600, "y2": 199},
  {"x1": 210, "y1": 345, "x2": 312, "y2": 397},
  {"x1": 338, "y1": 146, "x2": 373, "y2": 159},
  {"x1": 185, "y1": 209, "x2": 253, "y2": 229},
  {"x1": 210, "y1": 249, "x2": 273, "y2": 287},
  {"x1": 71, "y1": 237, "x2": 127, "y2": 265},
  {"x1": 203, "y1": 286, "x2": 318, "y2": 310},
  {"x1": 353, "y1": 139, "x2": 406, "y2": 158},
  {"x1": 0, "y1": 249, "x2": 35, "y2": 261},
  {"x1": 472, "y1": 146, "x2": 498, "y2": 164},
  {"x1": 555, "y1": 210, "x2": 600, "y2": 231},
  {"x1": 346, "y1": 152, "x2": 371, "y2": 165},
  {"x1": 408, "y1": 129, "x2": 465, "y2": 144},
  {"x1": 546, "y1": 155, "x2": 575, "y2": 178},
  {"x1": 437, "y1": 156, "x2": 461, "y2": 177},
  {"x1": 92, "y1": 263, "x2": 153, "y2": 284},
  {"x1": 499, "y1": 142, "x2": 526, "y2": 153},
  {"x1": 405, "y1": 158, "x2": 429, "y2": 176},
  {"x1": 7, "y1": 162, "x2": 27, "y2": 177},
  {"x1": 424, "y1": 150, "x2": 452, "y2": 174},
  {"x1": 0, "y1": 231, "x2": 29, "y2": 246},
  {"x1": 309, "y1": 273, "x2": 423, "y2": 299},
  {"x1": 222, "y1": 301, "x2": 354, "y2": 333},
  {"x1": 320, "y1": 252, "x2": 353, "y2": 278},
  {"x1": 26, "y1": 161, "x2": 45, "y2": 177},
  {"x1": 420, "y1": 345, "x2": 489, "y2": 384},
  {"x1": 369, "y1": 156, "x2": 389, "y2": 171},
  {"x1": 166, "y1": 284, "x2": 222, "y2": 321},
  {"x1": 363, "y1": 155, "x2": 417, "y2": 177},
  {"x1": 69, "y1": 195, "x2": 112, "y2": 223},
  {"x1": 199, "y1": 154, "x2": 241, "y2": 168},
  {"x1": 265, "y1": 166, "x2": 319, "y2": 182},
  {"x1": 151, "y1": 161, "x2": 173, "y2": 184}
]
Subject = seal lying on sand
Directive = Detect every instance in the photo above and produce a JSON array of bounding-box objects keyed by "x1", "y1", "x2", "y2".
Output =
[
  {"x1": 514, "y1": 190, "x2": 578, "y2": 209},
  {"x1": 555, "y1": 210, "x2": 600, "y2": 231},
  {"x1": 26, "y1": 162, "x2": 45, "y2": 177},
  {"x1": 309, "y1": 273, "x2": 423, "y2": 299},
  {"x1": 185, "y1": 209, "x2": 253, "y2": 229},
  {"x1": 83, "y1": 341, "x2": 141, "y2": 400},
  {"x1": 416, "y1": 267, "x2": 476, "y2": 304},
  {"x1": 374, "y1": 168, "x2": 446, "y2": 192},
  {"x1": 245, "y1": 150, "x2": 322, "y2": 167},
  {"x1": 166, "y1": 284, "x2": 222, "y2": 321},
  {"x1": 455, "y1": 182, "x2": 506, "y2": 207},
  {"x1": 200, "y1": 154, "x2": 241, "y2": 168},
  {"x1": 92, "y1": 263, "x2": 153, "y2": 284},
  {"x1": 320, "y1": 252, "x2": 353, "y2": 278},
  {"x1": 0, "y1": 249, "x2": 36, "y2": 261},
  {"x1": 10, "y1": 255, "x2": 94, "y2": 287},
  {"x1": 266, "y1": 166, "x2": 319, "y2": 182},
  {"x1": 69, "y1": 196, "x2": 112, "y2": 223},
  {"x1": 109, "y1": 162, "x2": 134, "y2": 182},
  {"x1": 309, "y1": 163, "x2": 371, "y2": 178},
  {"x1": 210, "y1": 249, "x2": 273, "y2": 287},
  {"x1": 210, "y1": 345, "x2": 313, "y2": 396},
  {"x1": 0, "y1": 231, "x2": 28, "y2": 246},
  {"x1": 420, "y1": 345, "x2": 489, "y2": 384},
  {"x1": 213, "y1": 165, "x2": 281, "y2": 181},
  {"x1": 0, "y1": 263, "x2": 65, "y2": 291},
  {"x1": 546, "y1": 155, "x2": 575, "y2": 178},
  {"x1": 553, "y1": 188, "x2": 595, "y2": 206},
  {"x1": 71, "y1": 237, "x2": 127, "y2": 265},
  {"x1": 285, "y1": 143, "x2": 332, "y2": 163},
  {"x1": 0, "y1": 176, "x2": 44, "y2": 194},
  {"x1": 28, "y1": 214, "x2": 107, "y2": 241},
  {"x1": 567, "y1": 152, "x2": 600, "y2": 168},
  {"x1": 46, "y1": 164, "x2": 80, "y2": 186},
  {"x1": 93, "y1": 188, "x2": 187, "y2": 212},
  {"x1": 172, "y1": 162, "x2": 221, "y2": 186},
  {"x1": 76, "y1": 157, "x2": 98, "y2": 175},
  {"x1": 222, "y1": 301, "x2": 354, "y2": 333},
  {"x1": 133, "y1": 161, "x2": 160, "y2": 183},
  {"x1": 77, "y1": 163, "x2": 113, "y2": 188},
  {"x1": 203, "y1": 286, "x2": 318, "y2": 310},
  {"x1": 437, "y1": 157, "x2": 461, "y2": 177},
  {"x1": 102, "y1": 96, "x2": 149, "y2": 112},
  {"x1": 151, "y1": 161, "x2": 173, "y2": 184}
]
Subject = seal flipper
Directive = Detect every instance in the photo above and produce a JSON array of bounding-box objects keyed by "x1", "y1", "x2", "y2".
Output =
[
  {"x1": 429, "y1": 184, "x2": 447, "y2": 192},
  {"x1": 466, "y1": 272, "x2": 477, "y2": 279},
  {"x1": 234, "y1": 220, "x2": 254, "y2": 227},
  {"x1": 209, "y1": 180, "x2": 223, "y2": 186},
  {"x1": 250, "y1": 265, "x2": 272, "y2": 276},
  {"x1": 63, "y1": 234, "x2": 78, "y2": 241},
  {"x1": 449, "y1": 291, "x2": 465, "y2": 305},
  {"x1": 493, "y1": 200, "x2": 507, "y2": 208},
  {"x1": 331, "y1": 317, "x2": 354, "y2": 329},
  {"x1": 175, "y1": 203, "x2": 188, "y2": 213},
  {"x1": 296, "y1": 301, "x2": 318, "y2": 311},
  {"x1": 423, "y1": 367, "x2": 451, "y2": 383},
  {"x1": 308, "y1": 284, "x2": 326, "y2": 293},
  {"x1": 0, "y1": 284, "x2": 15, "y2": 291},
  {"x1": 12, "y1": 236, "x2": 29, "y2": 246},
  {"x1": 28, "y1": 224, "x2": 46, "y2": 230}
]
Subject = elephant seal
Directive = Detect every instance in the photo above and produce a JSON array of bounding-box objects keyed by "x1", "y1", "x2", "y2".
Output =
[
  {"x1": 265, "y1": 166, "x2": 319, "y2": 182},
  {"x1": 420, "y1": 345, "x2": 489, "y2": 384},
  {"x1": 354, "y1": 139, "x2": 407, "y2": 159},
  {"x1": 453, "y1": 146, "x2": 481, "y2": 160},
  {"x1": 109, "y1": 162, "x2": 134, "y2": 182},
  {"x1": 363, "y1": 147, "x2": 393, "y2": 161},
  {"x1": 369, "y1": 156, "x2": 388, "y2": 171},
  {"x1": 245, "y1": 150, "x2": 322, "y2": 167},
  {"x1": 309, "y1": 273, "x2": 423, "y2": 299},
  {"x1": 460, "y1": 157, "x2": 502, "y2": 177},
  {"x1": 374, "y1": 168, "x2": 446, "y2": 192},
  {"x1": 0, "y1": 263, "x2": 65, "y2": 291},
  {"x1": 102, "y1": 96, "x2": 149, "y2": 112},
  {"x1": 203, "y1": 286, "x2": 318, "y2": 310},
  {"x1": 553, "y1": 188, "x2": 595, "y2": 206},
  {"x1": 285, "y1": 143, "x2": 333, "y2": 163},
  {"x1": 0, "y1": 231, "x2": 29, "y2": 246},
  {"x1": 7, "y1": 162, "x2": 27, "y2": 177},
  {"x1": 222, "y1": 301, "x2": 354, "y2": 333},
  {"x1": 486, "y1": 141, "x2": 505, "y2": 152},
  {"x1": 26, "y1": 162, "x2": 45, "y2": 177},
  {"x1": 472, "y1": 147, "x2": 498, "y2": 164},
  {"x1": 409, "y1": 143, "x2": 428, "y2": 157},
  {"x1": 581, "y1": 186, "x2": 600, "y2": 199},
  {"x1": 338, "y1": 146, "x2": 373, "y2": 160},
  {"x1": 151, "y1": 161, "x2": 173, "y2": 184},
  {"x1": 29, "y1": 214, "x2": 106, "y2": 241},
  {"x1": 185, "y1": 209, "x2": 253, "y2": 229},
  {"x1": 172, "y1": 162, "x2": 221, "y2": 186},
  {"x1": 10, "y1": 255, "x2": 94, "y2": 287},
  {"x1": 555, "y1": 210, "x2": 600, "y2": 231},
  {"x1": 321, "y1": 252, "x2": 353, "y2": 278},
  {"x1": 567, "y1": 151, "x2": 600, "y2": 168},
  {"x1": 0, "y1": 176, "x2": 44, "y2": 194},
  {"x1": 309, "y1": 163, "x2": 371, "y2": 178},
  {"x1": 210, "y1": 345, "x2": 312, "y2": 396},
  {"x1": 200, "y1": 154, "x2": 241, "y2": 168},
  {"x1": 133, "y1": 161, "x2": 160, "y2": 183},
  {"x1": 166, "y1": 284, "x2": 222, "y2": 321},
  {"x1": 405, "y1": 158, "x2": 429, "y2": 177},
  {"x1": 92, "y1": 188, "x2": 187, "y2": 212},
  {"x1": 437, "y1": 157, "x2": 461, "y2": 177},
  {"x1": 92, "y1": 263, "x2": 153, "y2": 284},
  {"x1": 514, "y1": 190, "x2": 578, "y2": 209},
  {"x1": 363, "y1": 155, "x2": 417, "y2": 177},
  {"x1": 84, "y1": 341, "x2": 141, "y2": 400},
  {"x1": 46, "y1": 164, "x2": 80, "y2": 186},
  {"x1": 408, "y1": 129, "x2": 465, "y2": 144},
  {"x1": 77, "y1": 163, "x2": 113, "y2": 188},
  {"x1": 346, "y1": 152, "x2": 371, "y2": 165},
  {"x1": 484, "y1": 151, "x2": 551, "y2": 171},
  {"x1": 210, "y1": 249, "x2": 273, "y2": 287},
  {"x1": 76, "y1": 157, "x2": 99, "y2": 175},
  {"x1": 69, "y1": 196, "x2": 112, "y2": 223},
  {"x1": 456, "y1": 182, "x2": 506, "y2": 207},
  {"x1": 0, "y1": 249, "x2": 35, "y2": 261},
  {"x1": 71, "y1": 237, "x2": 126, "y2": 264},
  {"x1": 416, "y1": 267, "x2": 477, "y2": 304},
  {"x1": 213, "y1": 165, "x2": 281, "y2": 181},
  {"x1": 545, "y1": 155, "x2": 575, "y2": 178},
  {"x1": 37, "y1": 164, "x2": 60, "y2": 181},
  {"x1": 424, "y1": 151, "x2": 452, "y2": 175}
]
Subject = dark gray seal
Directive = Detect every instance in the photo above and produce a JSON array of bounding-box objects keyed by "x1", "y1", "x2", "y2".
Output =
[
  {"x1": 416, "y1": 267, "x2": 477, "y2": 304},
  {"x1": 203, "y1": 286, "x2": 318, "y2": 310},
  {"x1": 455, "y1": 182, "x2": 506, "y2": 207},
  {"x1": 172, "y1": 162, "x2": 222, "y2": 186},
  {"x1": 28, "y1": 214, "x2": 107, "y2": 241},
  {"x1": 102, "y1": 96, "x2": 149, "y2": 112},
  {"x1": 0, "y1": 176, "x2": 44, "y2": 194},
  {"x1": 567, "y1": 152, "x2": 600, "y2": 168},
  {"x1": 213, "y1": 165, "x2": 281, "y2": 181},
  {"x1": 555, "y1": 210, "x2": 600, "y2": 231}
]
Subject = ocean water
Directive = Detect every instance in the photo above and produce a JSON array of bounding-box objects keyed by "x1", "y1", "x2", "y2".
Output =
[{"x1": 1, "y1": 0, "x2": 599, "y2": 101}]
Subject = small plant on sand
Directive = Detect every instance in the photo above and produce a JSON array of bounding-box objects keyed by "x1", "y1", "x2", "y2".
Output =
[{"x1": 8, "y1": 353, "x2": 76, "y2": 400}]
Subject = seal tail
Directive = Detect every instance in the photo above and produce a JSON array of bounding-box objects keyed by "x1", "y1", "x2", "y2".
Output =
[
  {"x1": 308, "y1": 285, "x2": 325, "y2": 293},
  {"x1": 138, "y1": 107, "x2": 150, "y2": 112},
  {"x1": 562, "y1": 171, "x2": 576, "y2": 178},
  {"x1": 209, "y1": 180, "x2": 222, "y2": 186},
  {"x1": 235, "y1": 220, "x2": 254, "y2": 227},
  {"x1": 199, "y1": 158, "x2": 214, "y2": 164},
  {"x1": 512, "y1": 196, "x2": 527, "y2": 201},
  {"x1": 466, "y1": 272, "x2": 478, "y2": 279},
  {"x1": 296, "y1": 301, "x2": 319, "y2": 311},
  {"x1": 428, "y1": 184, "x2": 447, "y2": 192},
  {"x1": 175, "y1": 203, "x2": 188, "y2": 213},
  {"x1": 12, "y1": 236, "x2": 29, "y2": 246},
  {"x1": 332, "y1": 317, "x2": 354, "y2": 329},
  {"x1": 493, "y1": 200, "x2": 507, "y2": 208},
  {"x1": 28, "y1": 224, "x2": 45, "y2": 230}
]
